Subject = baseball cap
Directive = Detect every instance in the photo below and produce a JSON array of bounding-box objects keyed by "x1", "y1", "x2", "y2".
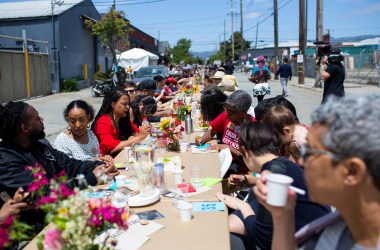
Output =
[{"x1": 138, "y1": 79, "x2": 157, "y2": 91}]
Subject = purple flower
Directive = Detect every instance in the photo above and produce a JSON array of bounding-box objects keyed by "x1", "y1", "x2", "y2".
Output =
[{"x1": 43, "y1": 227, "x2": 64, "y2": 250}]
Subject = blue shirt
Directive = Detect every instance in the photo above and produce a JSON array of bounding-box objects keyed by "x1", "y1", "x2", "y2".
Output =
[{"x1": 276, "y1": 63, "x2": 292, "y2": 79}]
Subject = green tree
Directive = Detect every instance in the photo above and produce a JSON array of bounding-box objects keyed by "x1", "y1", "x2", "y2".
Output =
[
  {"x1": 210, "y1": 31, "x2": 251, "y2": 62},
  {"x1": 169, "y1": 38, "x2": 193, "y2": 64},
  {"x1": 85, "y1": 7, "x2": 131, "y2": 64}
]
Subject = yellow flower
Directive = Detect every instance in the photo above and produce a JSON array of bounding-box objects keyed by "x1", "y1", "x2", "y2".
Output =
[
  {"x1": 58, "y1": 207, "x2": 69, "y2": 216},
  {"x1": 159, "y1": 118, "x2": 171, "y2": 131},
  {"x1": 187, "y1": 105, "x2": 191, "y2": 112}
]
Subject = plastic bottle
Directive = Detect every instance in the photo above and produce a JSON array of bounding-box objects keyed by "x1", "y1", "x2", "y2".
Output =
[
  {"x1": 151, "y1": 163, "x2": 165, "y2": 193},
  {"x1": 112, "y1": 187, "x2": 129, "y2": 209},
  {"x1": 185, "y1": 111, "x2": 193, "y2": 134},
  {"x1": 142, "y1": 117, "x2": 149, "y2": 126}
]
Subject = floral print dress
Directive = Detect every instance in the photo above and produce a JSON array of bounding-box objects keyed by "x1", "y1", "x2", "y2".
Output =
[{"x1": 250, "y1": 67, "x2": 271, "y2": 97}]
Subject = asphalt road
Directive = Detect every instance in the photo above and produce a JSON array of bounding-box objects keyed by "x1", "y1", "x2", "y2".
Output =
[{"x1": 23, "y1": 72, "x2": 380, "y2": 144}]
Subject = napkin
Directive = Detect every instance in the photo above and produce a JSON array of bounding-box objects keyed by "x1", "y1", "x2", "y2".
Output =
[{"x1": 203, "y1": 178, "x2": 223, "y2": 187}]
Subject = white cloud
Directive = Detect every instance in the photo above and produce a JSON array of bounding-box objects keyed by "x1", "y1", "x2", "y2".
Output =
[{"x1": 245, "y1": 12, "x2": 261, "y2": 20}]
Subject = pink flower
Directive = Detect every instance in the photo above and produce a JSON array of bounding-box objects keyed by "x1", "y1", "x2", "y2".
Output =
[
  {"x1": 43, "y1": 227, "x2": 64, "y2": 250},
  {"x1": 60, "y1": 184, "x2": 75, "y2": 198},
  {"x1": 0, "y1": 228, "x2": 10, "y2": 249},
  {"x1": 166, "y1": 137, "x2": 173, "y2": 144},
  {"x1": 37, "y1": 195, "x2": 58, "y2": 208},
  {"x1": 87, "y1": 214, "x2": 102, "y2": 227},
  {"x1": 2, "y1": 215, "x2": 13, "y2": 229}
]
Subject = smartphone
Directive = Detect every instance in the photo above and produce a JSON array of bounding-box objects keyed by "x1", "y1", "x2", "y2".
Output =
[{"x1": 0, "y1": 191, "x2": 11, "y2": 202}]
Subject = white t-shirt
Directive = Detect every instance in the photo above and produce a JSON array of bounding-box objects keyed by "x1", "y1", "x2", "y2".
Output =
[{"x1": 53, "y1": 129, "x2": 100, "y2": 161}]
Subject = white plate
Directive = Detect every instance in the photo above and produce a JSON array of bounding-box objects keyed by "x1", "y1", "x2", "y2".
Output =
[{"x1": 129, "y1": 188, "x2": 160, "y2": 207}]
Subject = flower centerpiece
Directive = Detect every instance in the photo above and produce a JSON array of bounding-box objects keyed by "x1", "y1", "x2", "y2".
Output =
[
  {"x1": 159, "y1": 118, "x2": 184, "y2": 151},
  {"x1": 182, "y1": 83, "x2": 194, "y2": 95},
  {"x1": 1, "y1": 164, "x2": 129, "y2": 250}
]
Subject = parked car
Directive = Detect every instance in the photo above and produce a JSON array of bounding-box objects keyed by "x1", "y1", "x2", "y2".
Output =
[{"x1": 132, "y1": 66, "x2": 169, "y2": 83}]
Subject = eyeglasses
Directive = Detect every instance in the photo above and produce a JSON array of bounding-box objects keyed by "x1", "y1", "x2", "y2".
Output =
[
  {"x1": 126, "y1": 89, "x2": 136, "y2": 94},
  {"x1": 300, "y1": 144, "x2": 338, "y2": 163}
]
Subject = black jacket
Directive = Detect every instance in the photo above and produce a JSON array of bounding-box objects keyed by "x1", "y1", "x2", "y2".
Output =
[{"x1": 0, "y1": 139, "x2": 102, "y2": 201}]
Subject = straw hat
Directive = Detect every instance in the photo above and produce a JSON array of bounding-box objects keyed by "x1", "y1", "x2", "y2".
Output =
[
  {"x1": 218, "y1": 76, "x2": 239, "y2": 96},
  {"x1": 210, "y1": 71, "x2": 225, "y2": 79}
]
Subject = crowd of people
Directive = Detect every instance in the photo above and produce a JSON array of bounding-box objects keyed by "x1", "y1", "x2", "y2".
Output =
[{"x1": 0, "y1": 54, "x2": 378, "y2": 250}]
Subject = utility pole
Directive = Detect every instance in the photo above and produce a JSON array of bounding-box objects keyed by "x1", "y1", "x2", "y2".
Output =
[
  {"x1": 231, "y1": 0, "x2": 234, "y2": 64},
  {"x1": 316, "y1": 0, "x2": 323, "y2": 41},
  {"x1": 240, "y1": 0, "x2": 244, "y2": 69},
  {"x1": 224, "y1": 19, "x2": 226, "y2": 63},
  {"x1": 316, "y1": 0, "x2": 323, "y2": 83},
  {"x1": 274, "y1": 0, "x2": 279, "y2": 80},
  {"x1": 298, "y1": 0, "x2": 306, "y2": 84}
]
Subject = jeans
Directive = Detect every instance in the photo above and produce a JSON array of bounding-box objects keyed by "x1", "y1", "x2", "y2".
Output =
[{"x1": 280, "y1": 77, "x2": 288, "y2": 96}]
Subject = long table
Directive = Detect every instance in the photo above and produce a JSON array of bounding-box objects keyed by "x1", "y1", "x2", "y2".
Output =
[
  {"x1": 25, "y1": 134, "x2": 230, "y2": 250},
  {"x1": 113, "y1": 141, "x2": 230, "y2": 249}
]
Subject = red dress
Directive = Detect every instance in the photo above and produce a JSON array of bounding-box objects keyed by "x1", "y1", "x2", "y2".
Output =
[{"x1": 93, "y1": 114, "x2": 139, "y2": 156}]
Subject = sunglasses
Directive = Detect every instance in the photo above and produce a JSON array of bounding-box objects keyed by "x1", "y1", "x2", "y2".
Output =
[
  {"x1": 126, "y1": 89, "x2": 136, "y2": 94},
  {"x1": 300, "y1": 144, "x2": 338, "y2": 163}
]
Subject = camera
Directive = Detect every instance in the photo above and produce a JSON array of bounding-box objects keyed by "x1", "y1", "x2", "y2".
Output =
[{"x1": 314, "y1": 41, "x2": 343, "y2": 64}]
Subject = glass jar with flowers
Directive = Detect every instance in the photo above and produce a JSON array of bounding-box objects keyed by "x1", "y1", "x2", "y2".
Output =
[{"x1": 159, "y1": 118, "x2": 184, "y2": 151}]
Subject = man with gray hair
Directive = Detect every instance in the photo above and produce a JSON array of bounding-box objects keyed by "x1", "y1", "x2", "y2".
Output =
[{"x1": 196, "y1": 90, "x2": 255, "y2": 175}]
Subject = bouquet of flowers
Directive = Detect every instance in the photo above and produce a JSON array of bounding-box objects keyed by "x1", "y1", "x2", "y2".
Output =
[
  {"x1": 159, "y1": 118, "x2": 184, "y2": 151},
  {"x1": 182, "y1": 83, "x2": 194, "y2": 95},
  {"x1": 2, "y1": 163, "x2": 129, "y2": 250}
]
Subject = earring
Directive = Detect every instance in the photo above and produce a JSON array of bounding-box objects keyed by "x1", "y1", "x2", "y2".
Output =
[
  {"x1": 67, "y1": 126, "x2": 71, "y2": 131},
  {"x1": 344, "y1": 179, "x2": 350, "y2": 185},
  {"x1": 87, "y1": 124, "x2": 90, "y2": 128}
]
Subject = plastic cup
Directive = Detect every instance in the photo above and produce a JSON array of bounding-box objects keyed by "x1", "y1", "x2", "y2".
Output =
[
  {"x1": 266, "y1": 174, "x2": 293, "y2": 207},
  {"x1": 177, "y1": 201, "x2": 193, "y2": 222},
  {"x1": 115, "y1": 175, "x2": 127, "y2": 187},
  {"x1": 190, "y1": 164, "x2": 204, "y2": 189},
  {"x1": 173, "y1": 169, "x2": 183, "y2": 184},
  {"x1": 180, "y1": 142, "x2": 189, "y2": 153}
]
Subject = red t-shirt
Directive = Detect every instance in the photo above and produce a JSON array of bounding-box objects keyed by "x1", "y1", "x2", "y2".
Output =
[
  {"x1": 93, "y1": 114, "x2": 139, "y2": 156},
  {"x1": 210, "y1": 111, "x2": 255, "y2": 150},
  {"x1": 210, "y1": 111, "x2": 255, "y2": 173}
]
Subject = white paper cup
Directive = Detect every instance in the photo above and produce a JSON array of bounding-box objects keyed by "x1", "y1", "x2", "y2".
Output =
[
  {"x1": 173, "y1": 169, "x2": 183, "y2": 184},
  {"x1": 180, "y1": 142, "x2": 189, "y2": 153},
  {"x1": 115, "y1": 175, "x2": 127, "y2": 187},
  {"x1": 266, "y1": 174, "x2": 293, "y2": 207},
  {"x1": 177, "y1": 201, "x2": 193, "y2": 222}
]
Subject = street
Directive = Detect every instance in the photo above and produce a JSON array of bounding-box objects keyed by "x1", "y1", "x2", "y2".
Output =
[{"x1": 24, "y1": 72, "x2": 380, "y2": 143}]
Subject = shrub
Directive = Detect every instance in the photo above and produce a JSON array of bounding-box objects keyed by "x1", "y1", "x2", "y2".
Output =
[{"x1": 61, "y1": 78, "x2": 79, "y2": 92}]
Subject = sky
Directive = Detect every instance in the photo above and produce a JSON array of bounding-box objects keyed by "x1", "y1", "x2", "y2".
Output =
[{"x1": 1, "y1": 0, "x2": 380, "y2": 52}]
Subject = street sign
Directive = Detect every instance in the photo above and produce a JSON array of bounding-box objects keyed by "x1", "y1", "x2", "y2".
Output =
[{"x1": 241, "y1": 55, "x2": 247, "y2": 60}]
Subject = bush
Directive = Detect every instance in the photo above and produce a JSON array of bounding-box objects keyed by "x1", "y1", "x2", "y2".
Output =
[
  {"x1": 61, "y1": 78, "x2": 79, "y2": 92},
  {"x1": 93, "y1": 71, "x2": 108, "y2": 81}
]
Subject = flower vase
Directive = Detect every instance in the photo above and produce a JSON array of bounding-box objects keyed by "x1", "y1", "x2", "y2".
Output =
[{"x1": 167, "y1": 139, "x2": 180, "y2": 152}]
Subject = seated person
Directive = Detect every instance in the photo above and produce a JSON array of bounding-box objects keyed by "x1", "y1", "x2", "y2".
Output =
[
  {"x1": 123, "y1": 81, "x2": 137, "y2": 102},
  {"x1": 155, "y1": 76, "x2": 175, "y2": 102},
  {"x1": 92, "y1": 87, "x2": 151, "y2": 157},
  {"x1": 0, "y1": 101, "x2": 118, "y2": 227},
  {"x1": 217, "y1": 121, "x2": 330, "y2": 249},
  {"x1": 54, "y1": 100, "x2": 114, "y2": 164},
  {"x1": 200, "y1": 87, "x2": 228, "y2": 144},
  {"x1": 131, "y1": 95, "x2": 161, "y2": 126},
  {"x1": 196, "y1": 90, "x2": 255, "y2": 175},
  {"x1": 254, "y1": 94, "x2": 380, "y2": 249},
  {"x1": 166, "y1": 77, "x2": 178, "y2": 93}
]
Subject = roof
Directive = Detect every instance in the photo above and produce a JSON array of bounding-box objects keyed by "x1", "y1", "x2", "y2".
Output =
[
  {"x1": 342, "y1": 37, "x2": 380, "y2": 47},
  {"x1": 257, "y1": 40, "x2": 314, "y2": 49},
  {"x1": 0, "y1": 0, "x2": 86, "y2": 20}
]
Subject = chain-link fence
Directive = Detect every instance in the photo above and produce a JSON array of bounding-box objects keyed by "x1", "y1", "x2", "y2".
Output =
[{"x1": 290, "y1": 50, "x2": 379, "y2": 85}]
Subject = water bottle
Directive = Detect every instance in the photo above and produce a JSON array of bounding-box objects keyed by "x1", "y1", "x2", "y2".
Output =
[
  {"x1": 151, "y1": 163, "x2": 165, "y2": 193},
  {"x1": 185, "y1": 111, "x2": 193, "y2": 134},
  {"x1": 142, "y1": 117, "x2": 149, "y2": 126}
]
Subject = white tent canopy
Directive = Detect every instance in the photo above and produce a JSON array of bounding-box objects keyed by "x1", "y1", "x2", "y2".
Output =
[{"x1": 118, "y1": 48, "x2": 159, "y2": 72}]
